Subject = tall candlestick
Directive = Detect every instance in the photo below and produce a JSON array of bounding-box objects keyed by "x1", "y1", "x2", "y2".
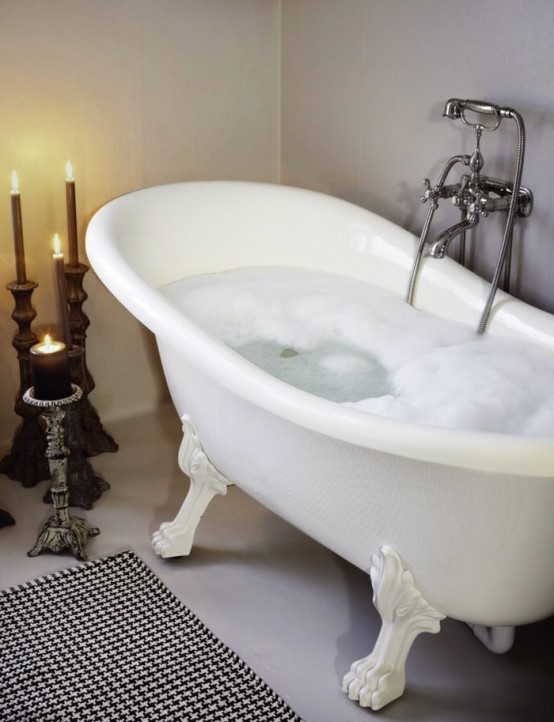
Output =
[
  {"x1": 65, "y1": 161, "x2": 79, "y2": 267},
  {"x1": 10, "y1": 171, "x2": 27, "y2": 284},
  {"x1": 53, "y1": 234, "x2": 72, "y2": 348},
  {"x1": 30, "y1": 335, "x2": 72, "y2": 401}
]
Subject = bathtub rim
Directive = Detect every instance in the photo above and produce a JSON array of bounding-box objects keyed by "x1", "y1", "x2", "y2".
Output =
[{"x1": 85, "y1": 180, "x2": 554, "y2": 479}]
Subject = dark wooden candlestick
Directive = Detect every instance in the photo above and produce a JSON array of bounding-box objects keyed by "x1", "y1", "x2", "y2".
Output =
[
  {"x1": 65, "y1": 262, "x2": 118, "y2": 456},
  {"x1": 0, "y1": 280, "x2": 49, "y2": 487},
  {"x1": 0, "y1": 506, "x2": 15, "y2": 528}
]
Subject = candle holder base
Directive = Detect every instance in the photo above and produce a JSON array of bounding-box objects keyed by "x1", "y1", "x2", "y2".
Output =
[
  {"x1": 56, "y1": 390, "x2": 110, "y2": 510},
  {"x1": 43, "y1": 463, "x2": 109, "y2": 511},
  {"x1": 0, "y1": 507, "x2": 16, "y2": 528},
  {"x1": 45, "y1": 472, "x2": 109, "y2": 514},
  {"x1": 28, "y1": 514, "x2": 99, "y2": 561},
  {"x1": 0, "y1": 415, "x2": 49, "y2": 487},
  {"x1": 78, "y1": 396, "x2": 119, "y2": 457}
]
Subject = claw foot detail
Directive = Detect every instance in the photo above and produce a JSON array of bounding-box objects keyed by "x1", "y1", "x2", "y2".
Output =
[
  {"x1": 152, "y1": 523, "x2": 195, "y2": 558},
  {"x1": 343, "y1": 659, "x2": 404, "y2": 711},
  {"x1": 342, "y1": 545, "x2": 445, "y2": 710},
  {"x1": 152, "y1": 415, "x2": 232, "y2": 558}
]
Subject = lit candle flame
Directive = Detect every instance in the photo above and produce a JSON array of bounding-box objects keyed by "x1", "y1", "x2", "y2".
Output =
[
  {"x1": 65, "y1": 161, "x2": 74, "y2": 181},
  {"x1": 38, "y1": 334, "x2": 62, "y2": 354},
  {"x1": 11, "y1": 170, "x2": 19, "y2": 193},
  {"x1": 53, "y1": 233, "x2": 62, "y2": 256}
]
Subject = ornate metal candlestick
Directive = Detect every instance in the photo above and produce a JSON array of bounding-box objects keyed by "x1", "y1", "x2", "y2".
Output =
[
  {"x1": 0, "y1": 280, "x2": 49, "y2": 486},
  {"x1": 65, "y1": 262, "x2": 118, "y2": 456},
  {"x1": 24, "y1": 385, "x2": 99, "y2": 561}
]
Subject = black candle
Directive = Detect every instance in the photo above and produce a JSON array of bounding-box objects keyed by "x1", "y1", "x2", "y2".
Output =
[{"x1": 30, "y1": 336, "x2": 72, "y2": 400}]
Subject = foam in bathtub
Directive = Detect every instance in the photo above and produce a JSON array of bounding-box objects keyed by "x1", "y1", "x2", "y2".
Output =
[{"x1": 161, "y1": 266, "x2": 554, "y2": 437}]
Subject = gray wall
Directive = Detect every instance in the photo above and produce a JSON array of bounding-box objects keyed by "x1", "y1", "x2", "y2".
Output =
[{"x1": 282, "y1": 0, "x2": 554, "y2": 313}]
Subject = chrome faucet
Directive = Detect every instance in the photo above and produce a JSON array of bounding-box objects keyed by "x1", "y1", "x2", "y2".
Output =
[
  {"x1": 428, "y1": 122, "x2": 486, "y2": 259},
  {"x1": 429, "y1": 212, "x2": 480, "y2": 259},
  {"x1": 407, "y1": 99, "x2": 533, "y2": 333}
]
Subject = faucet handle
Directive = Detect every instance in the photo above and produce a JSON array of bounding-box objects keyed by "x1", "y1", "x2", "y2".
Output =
[
  {"x1": 450, "y1": 174, "x2": 470, "y2": 207},
  {"x1": 462, "y1": 187, "x2": 490, "y2": 218},
  {"x1": 421, "y1": 179, "x2": 439, "y2": 208},
  {"x1": 474, "y1": 190, "x2": 490, "y2": 218}
]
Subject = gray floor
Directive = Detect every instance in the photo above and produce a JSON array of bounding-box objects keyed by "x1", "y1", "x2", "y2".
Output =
[{"x1": 1, "y1": 406, "x2": 553, "y2": 722}]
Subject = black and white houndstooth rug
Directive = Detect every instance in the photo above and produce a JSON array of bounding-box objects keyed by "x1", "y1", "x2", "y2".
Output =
[{"x1": 0, "y1": 550, "x2": 303, "y2": 722}]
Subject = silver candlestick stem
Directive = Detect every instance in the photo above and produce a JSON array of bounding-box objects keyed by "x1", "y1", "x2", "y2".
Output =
[{"x1": 23, "y1": 385, "x2": 100, "y2": 560}]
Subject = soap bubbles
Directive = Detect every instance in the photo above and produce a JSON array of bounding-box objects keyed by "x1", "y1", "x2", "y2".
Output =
[{"x1": 163, "y1": 267, "x2": 554, "y2": 438}]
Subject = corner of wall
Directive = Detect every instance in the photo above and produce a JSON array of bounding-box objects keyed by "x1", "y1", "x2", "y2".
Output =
[{"x1": 276, "y1": 0, "x2": 282, "y2": 183}]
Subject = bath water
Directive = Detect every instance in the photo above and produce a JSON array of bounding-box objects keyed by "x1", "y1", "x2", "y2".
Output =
[
  {"x1": 232, "y1": 340, "x2": 391, "y2": 403},
  {"x1": 162, "y1": 266, "x2": 554, "y2": 438}
]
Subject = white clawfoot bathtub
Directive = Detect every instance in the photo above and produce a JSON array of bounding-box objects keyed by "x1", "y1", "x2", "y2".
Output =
[{"x1": 86, "y1": 181, "x2": 554, "y2": 711}]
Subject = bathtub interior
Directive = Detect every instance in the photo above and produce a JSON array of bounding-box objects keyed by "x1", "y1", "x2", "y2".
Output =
[
  {"x1": 88, "y1": 181, "x2": 554, "y2": 349},
  {"x1": 86, "y1": 181, "x2": 554, "y2": 476}
]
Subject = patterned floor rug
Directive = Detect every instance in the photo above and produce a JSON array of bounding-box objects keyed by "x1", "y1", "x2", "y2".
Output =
[{"x1": 0, "y1": 550, "x2": 303, "y2": 721}]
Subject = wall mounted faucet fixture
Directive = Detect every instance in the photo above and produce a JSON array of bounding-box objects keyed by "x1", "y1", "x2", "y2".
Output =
[{"x1": 407, "y1": 99, "x2": 533, "y2": 333}]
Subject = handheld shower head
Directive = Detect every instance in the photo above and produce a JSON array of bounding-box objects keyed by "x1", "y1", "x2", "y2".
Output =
[
  {"x1": 442, "y1": 98, "x2": 507, "y2": 130},
  {"x1": 443, "y1": 98, "x2": 462, "y2": 120}
]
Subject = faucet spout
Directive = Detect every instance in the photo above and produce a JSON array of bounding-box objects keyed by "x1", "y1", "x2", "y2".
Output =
[{"x1": 429, "y1": 213, "x2": 480, "y2": 259}]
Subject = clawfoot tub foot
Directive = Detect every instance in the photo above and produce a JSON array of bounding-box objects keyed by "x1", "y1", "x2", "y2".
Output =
[
  {"x1": 343, "y1": 546, "x2": 445, "y2": 710},
  {"x1": 152, "y1": 415, "x2": 233, "y2": 558},
  {"x1": 467, "y1": 623, "x2": 515, "y2": 653}
]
